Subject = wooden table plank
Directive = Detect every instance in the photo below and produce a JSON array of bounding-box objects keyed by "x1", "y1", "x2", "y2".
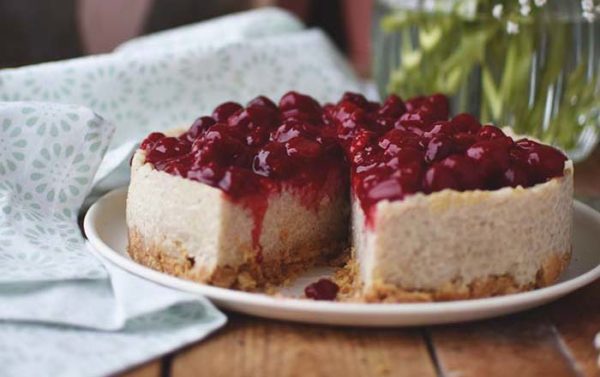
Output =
[
  {"x1": 171, "y1": 313, "x2": 437, "y2": 377},
  {"x1": 119, "y1": 360, "x2": 163, "y2": 377},
  {"x1": 429, "y1": 312, "x2": 581, "y2": 377},
  {"x1": 546, "y1": 279, "x2": 600, "y2": 377}
]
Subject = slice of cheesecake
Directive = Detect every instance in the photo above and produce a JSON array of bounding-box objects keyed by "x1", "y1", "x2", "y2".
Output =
[
  {"x1": 352, "y1": 163, "x2": 573, "y2": 302},
  {"x1": 326, "y1": 93, "x2": 573, "y2": 302},
  {"x1": 127, "y1": 93, "x2": 349, "y2": 289}
]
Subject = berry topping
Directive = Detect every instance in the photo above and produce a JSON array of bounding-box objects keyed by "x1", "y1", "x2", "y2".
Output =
[
  {"x1": 304, "y1": 278, "x2": 339, "y2": 301},
  {"x1": 378, "y1": 94, "x2": 406, "y2": 118},
  {"x1": 285, "y1": 136, "x2": 322, "y2": 160},
  {"x1": 279, "y1": 91, "x2": 322, "y2": 122},
  {"x1": 439, "y1": 155, "x2": 483, "y2": 190},
  {"x1": 252, "y1": 142, "x2": 294, "y2": 178},
  {"x1": 145, "y1": 136, "x2": 190, "y2": 163},
  {"x1": 212, "y1": 102, "x2": 243, "y2": 123},
  {"x1": 184, "y1": 117, "x2": 216, "y2": 142},
  {"x1": 140, "y1": 92, "x2": 567, "y2": 229},
  {"x1": 513, "y1": 139, "x2": 567, "y2": 182},
  {"x1": 140, "y1": 132, "x2": 166, "y2": 150},
  {"x1": 425, "y1": 135, "x2": 454, "y2": 163},
  {"x1": 466, "y1": 139, "x2": 512, "y2": 183},
  {"x1": 423, "y1": 164, "x2": 461, "y2": 193},
  {"x1": 450, "y1": 113, "x2": 481, "y2": 134},
  {"x1": 477, "y1": 125, "x2": 506, "y2": 140}
]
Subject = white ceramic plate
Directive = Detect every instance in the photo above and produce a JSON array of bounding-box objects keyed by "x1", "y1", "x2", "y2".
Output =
[{"x1": 84, "y1": 187, "x2": 600, "y2": 327}]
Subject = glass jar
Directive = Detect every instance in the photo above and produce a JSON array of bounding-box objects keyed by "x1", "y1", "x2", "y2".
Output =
[{"x1": 373, "y1": 0, "x2": 600, "y2": 161}]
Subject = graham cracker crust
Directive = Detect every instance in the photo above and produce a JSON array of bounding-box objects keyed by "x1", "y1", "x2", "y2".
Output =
[
  {"x1": 333, "y1": 249, "x2": 572, "y2": 303},
  {"x1": 128, "y1": 228, "x2": 343, "y2": 291},
  {"x1": 129, "y1": 228, "x2": 571, "y2": 302}
]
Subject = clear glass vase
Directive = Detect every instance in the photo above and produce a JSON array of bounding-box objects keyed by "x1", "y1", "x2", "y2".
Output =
[{"x1": 373, "y1": 0, "x2": 600, "y2": 161}]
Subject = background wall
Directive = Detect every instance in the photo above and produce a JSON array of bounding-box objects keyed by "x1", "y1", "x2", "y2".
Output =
[{"x1": 0, "y1": 0, "x2": 373, "y2": 76}]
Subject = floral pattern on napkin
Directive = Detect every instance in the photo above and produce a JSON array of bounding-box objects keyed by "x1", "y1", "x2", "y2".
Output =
[{"x1": 0, "y1": 102, "x2": 112, "y2": 282}]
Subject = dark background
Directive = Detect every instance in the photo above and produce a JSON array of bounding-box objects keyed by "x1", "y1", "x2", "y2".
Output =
[{"x1": 0, "y1": 0, "x2": 372, "y2": 76}]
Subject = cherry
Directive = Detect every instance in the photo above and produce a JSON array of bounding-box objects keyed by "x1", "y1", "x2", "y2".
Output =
[
  {"x1": 389, "y1": 160, "x2": 423, "y2": 192},
  {"x1": 350, "y1": 130, "x2": 377, "y2": 156},
  {"x1": 279, "y1": 91, "x2": 322, "y2": 122},
  {"x1": 184, "y1": 116, "x2": 216, "y2": 142},
  {"x1": 512, "y1": 140, "x2": 567, "y2": 182},
  {"x1": 423, "y1": 164, "x2": 461, "y2": 193},
  {"x1": 371, "y1": 117, "x2": 395, "y2": 134},
  {"x1": 201, "y1": 123, "x2": 244, "y2": 144},
  {"x1": 246, "y1": 105, "x2": 280, "y2": 130},
  {"x1": 195, "y1": 124, "x2": 248, "y2": 165},
  {"x1": 385, "y1": 147, "x2": 424, "y2": 168},
  {"x1": 477, "y1": 125, "x2": 506, "y2": 140},
  {"x1": 218, "y1": 167, "x2": 260, "y2": 196},
  {"x1": 439, "y1": 155, "x2": 483, "y2": 190},
  {"x1": 247, "y1": 95, "x2": 278, "y2": 111},
  {"x1": 305, "y1": 279, "x2": 339, "y2": 300},
  {"x1": 252, "y1": 142, "x2": 295, "y2": 178},
  {"x1": 515, "y1": 139, "x2": 541, "y2": 150},
  {"x1": 397, "y1": 111, "x2": 432, "y2": 128},
  {"x1": 500, "y1": 163, "x2": 530, "y2": 188},
  {"x1": 212, "y1": 102, "x2": 243, "y2": 123},
  {"x1": 331, "y1": 101, "x2": 367, "y2": 141},
  {"x1": 379, "y1": 129, "x2": 421, "y2": 153},
  {"x1": 225, "y1": 109, "x2": 274, "y2": 146},
  {"x1": 394, "y1": 118, "x2": 426, "y2": 136},
  {"x1": 340, "y1": 92, "x2": 370, "y2": 109},
  {"x1": 466, "y1": 139, "x2": 512, "y2": 184},
  {"x1": 378, "y1": 94, "x2": 406, "y2": 118},
  {"x1": 145, "y1": 136, "x2": 190, "y2": 163},
  {"x1": 405, "y1": 96, "x2": 426, "y2": 112},
  {"x1": 352, "y1": 145, "x2": 379, "y2": 168},
  {"x1": 425, "y1": 135, "x2": 454, "y2": 163},
  {"x1": 285, "y1": 136, "x2": 322, "y2": 160},
  {"x1": 426, "y1": 94, "x2": 450, "y2": 121},
  {"x1": 245, "y1": 126, "x2": 270, "y2": 147},
  {"x1": 187, "y1": 161, "x2": 225, "y2": 184},
  {"x1": 423, "y1": 121, "x2": 454, "y2": 140},
  {"x1": 450, "y1": 113, "x2": 481, "y2": 134},
  {"x1": 452, "y1": 132, "x2": 477, "y2": 153},
  {"x1": 270, "y1": 119, "x2": 321, "y2": 143},
  {"x1": 160, "y1": 155, "x2": 193, "y2": 177},
  {"x1": 140, "y1": 132, "x2": 165, "y2": 150}
]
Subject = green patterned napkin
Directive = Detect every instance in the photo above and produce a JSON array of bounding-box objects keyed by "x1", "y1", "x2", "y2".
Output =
[{"x1": 0, "y1": 7, "x2": 360, "y2": 377}]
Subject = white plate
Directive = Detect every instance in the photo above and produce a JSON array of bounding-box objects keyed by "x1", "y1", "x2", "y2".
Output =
[{"x1": 84, "y1": 187, "x2": 600, "y2": 327}]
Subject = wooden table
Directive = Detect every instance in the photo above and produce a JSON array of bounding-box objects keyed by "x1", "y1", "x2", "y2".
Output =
[{"x1": 122, "y1": 150, "x2": 600, "y2": 377}]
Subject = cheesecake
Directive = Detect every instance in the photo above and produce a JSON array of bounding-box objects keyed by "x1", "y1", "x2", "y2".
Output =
[{"x1": 126, "y1": 91, "x2": 573, "y2": 300}]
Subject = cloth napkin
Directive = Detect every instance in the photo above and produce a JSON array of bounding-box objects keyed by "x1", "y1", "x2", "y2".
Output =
[{"x1": 0, "y1": 7, "x2": 360, "y2": 377}]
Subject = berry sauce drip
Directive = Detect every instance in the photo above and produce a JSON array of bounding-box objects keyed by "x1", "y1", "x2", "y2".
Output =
[
  {"x1": 140, "y1": 91, "x2": 568, "y2": 236},
  {"x1": 304, "y1": 278, "x2": 339, "y2": 301}
]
